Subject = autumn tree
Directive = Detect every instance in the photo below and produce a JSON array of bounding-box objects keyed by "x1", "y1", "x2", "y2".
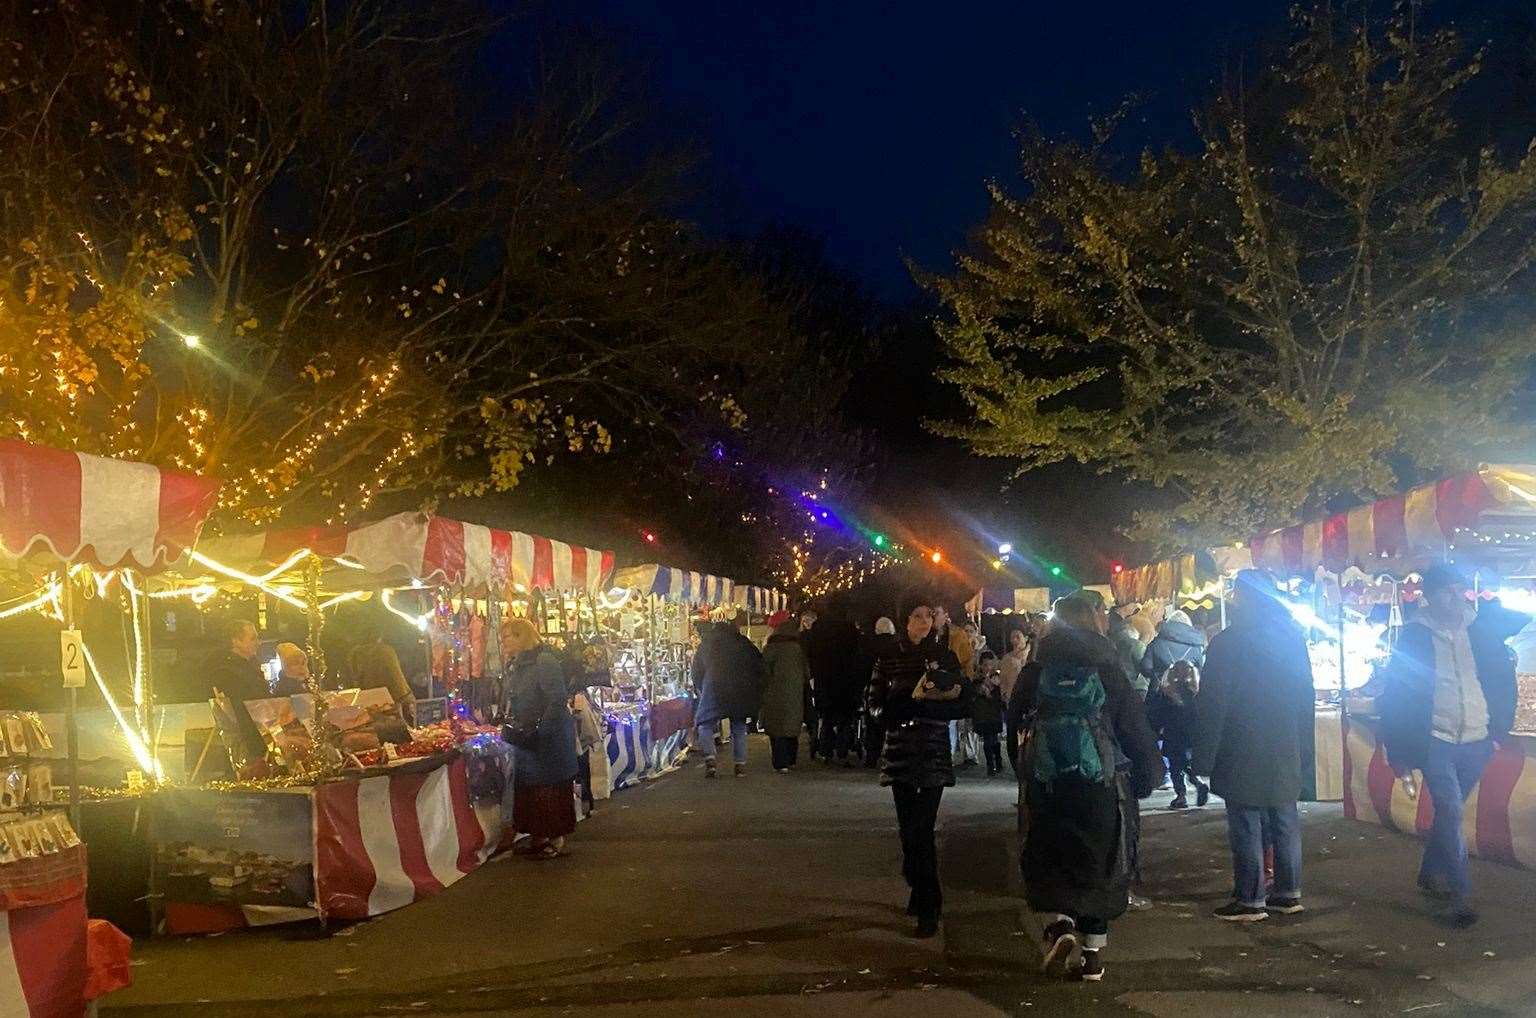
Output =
[
  {"x1": 929, "y1": 1, "x2": 1536, "y2": 550},
  {"x1": 1, "y1": 0, "x2": 868, "y2": 551}
]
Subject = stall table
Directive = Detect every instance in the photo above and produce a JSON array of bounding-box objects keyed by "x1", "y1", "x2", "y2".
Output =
[
  {"x1": 1344, "y1": 714, "x2": 1536, "y2": 868},
  {"x1": 153, "y1": 750, "x2": 508, "y2": 934}
]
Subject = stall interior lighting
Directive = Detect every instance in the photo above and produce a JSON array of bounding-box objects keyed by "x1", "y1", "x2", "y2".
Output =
[
  {"x1": 0, "y1": 583, "x2": 62, "y2": 621},
  {"x1": 79, "y1": 641, "x2": 163, "y2": 780},
  {"x1": 381, "y1": 587, "x2": 431, "y2": 631},
  {"x1": 186, "y1": 547, "x2": 315, "y2": 609}
]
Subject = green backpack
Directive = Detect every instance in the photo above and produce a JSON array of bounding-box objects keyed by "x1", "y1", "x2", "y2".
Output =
[{"x1": 1027, "y1": 664, "x2": 1116, "y2": 787}]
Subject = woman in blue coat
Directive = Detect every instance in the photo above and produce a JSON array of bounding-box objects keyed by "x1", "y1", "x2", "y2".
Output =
[{"x1": 504, "y1": 618, "x2": 578, "y2": 859}]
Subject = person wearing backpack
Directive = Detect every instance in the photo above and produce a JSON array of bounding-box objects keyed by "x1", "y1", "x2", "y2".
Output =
[
  {"x1": 1009, "y1": 594, "x2": 1164, "y2": 982},
  {"x1": 869, "y1": 598, "x2": 971, "y2": 939}
]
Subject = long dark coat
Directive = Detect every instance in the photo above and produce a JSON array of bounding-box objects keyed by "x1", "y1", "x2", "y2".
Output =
[
  {"x1": 807, "y1": 619, "x2": 864, "y2": 717},
  {"x1": 760, "y1": 630, "x2": 811, "y2": 738},
  {"x1": 508, "y1": 647, "x2": 578, "y2": 787},
  {"x1": 693, "y1": 625, "x2": 766, "y2": 727},
  {"x1": 1011, "y1": 625, "x2": 1164, "y2": 922},
  {"x1": 1191, "y1": 608, "x2": 1315, "y2": 807}
]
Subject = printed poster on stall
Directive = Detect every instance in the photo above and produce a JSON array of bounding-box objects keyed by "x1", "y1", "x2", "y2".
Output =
[{"x1": 152, "y1": 789, "x2": 314, "y2": 909}]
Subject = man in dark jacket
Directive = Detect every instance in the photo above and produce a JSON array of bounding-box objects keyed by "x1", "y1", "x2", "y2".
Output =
[
  {"x1": 1009, "y1": 595, "x2": 1164, "y2": 982},
  {"x1": 1139, "y1": 610, "x2": 1207, "y2": 696},
  {"x1": 807, "y1": 609, "x2": 862, "y2": 766},
  {"x1": 692, "y1": 615, "x2": 766, "y2": 779},
  {"x1": 1379, "y1": 564, "x2": 1529, "y2": 927},
  {"x1": 1193, "y1": 570, "x2": 1315, "y2": 923},
  {"x1": 205, "y1": 620, "x2": 270, "y2": 763}
]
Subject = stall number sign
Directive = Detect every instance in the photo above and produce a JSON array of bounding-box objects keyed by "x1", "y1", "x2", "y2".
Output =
[{"x1": 60, "y1": 629, "x2": 86, "y2": 688}]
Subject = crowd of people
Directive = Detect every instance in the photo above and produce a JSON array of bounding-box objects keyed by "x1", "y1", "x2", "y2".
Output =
[{"x1": 686, "y1": 564, "x2": 1526, "y2": 983}]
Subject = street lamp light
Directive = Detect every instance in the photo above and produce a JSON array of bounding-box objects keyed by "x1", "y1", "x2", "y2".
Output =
[
  {"x1": 180, "y1": 334, "x2": 201, "y2": 349},
  {"x1": 997, "y1": 542, "x2": 1012, "y2": 556}
]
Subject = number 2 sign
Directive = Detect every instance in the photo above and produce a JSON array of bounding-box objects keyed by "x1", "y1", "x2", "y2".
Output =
[{"x1": 60, "y1": 629, "x2": 86, "y2": 689}]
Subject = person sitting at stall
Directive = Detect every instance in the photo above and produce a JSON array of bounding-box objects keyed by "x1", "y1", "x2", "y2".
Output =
[
  {"x1": 349, "y1": 626, "x2": 414, "y2": 707},
  {"x1": 503, "y1": 617, "x2": 579, "y2": 859},
  {"x1": 204, "y1": 619, "x2": 270, "y2": 764},
  {"x1": 273, "y1": 643, "x2": 311, "y2": 696}
]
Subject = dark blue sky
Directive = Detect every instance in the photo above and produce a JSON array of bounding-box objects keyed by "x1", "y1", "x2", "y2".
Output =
[{"x1": 588, "y1": 0, "x2": 1294, "y2": 293}]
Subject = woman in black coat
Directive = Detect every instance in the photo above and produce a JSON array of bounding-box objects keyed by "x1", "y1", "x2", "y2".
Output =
[
  {"x1": 1008, "y1": 596, "x2": 1163, "y2": 981},
  {"x1": 867, "y1": 598, "x2": 970, "y2": 938}
]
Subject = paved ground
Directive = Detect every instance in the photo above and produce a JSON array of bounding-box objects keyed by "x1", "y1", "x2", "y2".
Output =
[{"x1": 104, "y1": 735, "x2": 1536, "y2": 1016}]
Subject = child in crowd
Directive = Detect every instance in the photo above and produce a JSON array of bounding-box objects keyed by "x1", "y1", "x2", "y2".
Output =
[
  {"x1": 1146, "y1": 659, "x2": 1208, "y2": 809},
  {"x1": 973, "y1": 650, "x2": 1006, "y2": 776}
]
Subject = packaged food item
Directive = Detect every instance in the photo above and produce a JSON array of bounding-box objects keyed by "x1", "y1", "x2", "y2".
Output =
[
  {"x1": 50, "y1": 813, "x2": 81, "y2": 849},
  {"x1": 26, "y1": 763, "x2": 51, "y2": 805},
  {"x1": 6, "y1": 822, "x2": 38, "y2": 859},
  {"x1": 0, "y1": 768, "x2": 25, "y2": 810},
  {"x1": 2, "y1": 715, "x2": 27, "y2": 756},
  {"x1": 0, "y1": 827, "x2": 17, "y2": 864},
  {"x1": 24, "y1": 713, "x2": 52, "y2": 752},
  {"x1": 30, "y1": 820, "x2": 58, "y2": 855}
]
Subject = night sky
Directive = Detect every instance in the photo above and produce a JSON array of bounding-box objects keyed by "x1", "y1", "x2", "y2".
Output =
[
  {"x1": 587, "y1": 0, "x2": 1293, "y2": 294},
  {"x1": 570, "y1": 1, "x2": 1296, "y2": 585},
  {"x1": 561, "y1": 1, "x2": 1519, "y2": 589}
]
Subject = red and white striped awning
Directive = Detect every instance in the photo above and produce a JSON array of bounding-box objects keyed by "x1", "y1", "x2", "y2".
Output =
[
  {"x1": 193, "y1": 511, "x2": 614, "y2": 593},
  {"x1": 0, "y1": 439, "x2": 220, "y2": 573},
  {"x1": 1250, "y1": 464, "x2": 1536, "y2": 578}
]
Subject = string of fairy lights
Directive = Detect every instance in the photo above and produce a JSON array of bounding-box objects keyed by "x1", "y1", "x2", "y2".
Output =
[{"x1": 761, "y1": 476, "x2": 909, "y2": 600}]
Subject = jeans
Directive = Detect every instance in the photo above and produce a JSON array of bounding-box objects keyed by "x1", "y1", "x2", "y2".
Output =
[
  {"x1": 1420, "y1": 737, "x2": 1495, "y2": 903},
  {"x1": 697, "y1": 720, "x2": 749, "y2": 765},
  {"x1": 892, "y1": 784, "x2": 945, "y2": 920},
  {"x1": 1051, "y1": 913, "x2": 1109, "y2": 950},
  {"x1": 770, "y1": 735, "x2": 799, "y2": 770},
  {"x1": 1226, "y1": 802, "x2": 1301, "y2": 907},
  {"x1": 950, "y1": 719, "x2": 978, "y2": 764},
  {"x1": 818, "y1": 714, "x2": 855, "y2": 760}
]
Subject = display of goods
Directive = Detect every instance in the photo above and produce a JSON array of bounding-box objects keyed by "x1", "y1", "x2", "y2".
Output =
[{"x1": 1516, "y1": 674, "x2": 1536, "y2": 734}]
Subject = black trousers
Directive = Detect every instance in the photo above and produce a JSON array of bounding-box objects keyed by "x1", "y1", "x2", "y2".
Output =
[
  {"x1": 1006, "y1": 722, "x2": 1021, "y2": 775},
  {"x1": 892, "y1": 784, "x2": 945, "y2": 919},
  {"x1": 864, "y1": 718, "x2": 885, "y2": 766},
  {"x1": 819, "y1": 713, "x2": 855, "y2": 759},
  {"x1": 1166, "y1": 747, "x2": 1205, "y2": 799},
  {"x1": 770, "y1": 735, "x2": 799, "y2": 770},
  {"x1": 981, "y1": 731, "x2": 1003, "y2": 773}
]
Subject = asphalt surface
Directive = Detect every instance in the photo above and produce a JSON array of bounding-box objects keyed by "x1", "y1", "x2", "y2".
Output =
[{"x1": 103, "y1": 735, "x2": 1536, "y2": 1017}]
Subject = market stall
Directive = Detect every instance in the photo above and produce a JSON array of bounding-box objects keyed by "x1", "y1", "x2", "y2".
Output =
[
  {"x1": 138, "y1": 511, "x2": 616, "y2": 932},
  {"x1": 0, "y1": 439, "x2": 206, "y2": 1012},
  {"x1": 1245, "y1": 465, "x2": 1536, "y2": 841},
  {"x1": 1241, "y1": 466, "x2": 1536, "y2": 865},
  {"x1": 600, "y1": 564, "x2": 741, "y2": 790}
]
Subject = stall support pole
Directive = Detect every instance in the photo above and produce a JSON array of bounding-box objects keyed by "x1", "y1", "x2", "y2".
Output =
[
  {"x1": 63, "y1": 577, "x2": 79, "y2": 831},
  {"x1": 1337, "y1": 595, "x2": 1348, "y2": 704}
]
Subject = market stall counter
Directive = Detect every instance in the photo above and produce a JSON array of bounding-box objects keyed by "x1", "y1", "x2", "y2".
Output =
[
  {"x1": 153, "y1": 743, "x2": 510, "y2": 934},
  {"x1": 1343, "y1": 715, "x2": 1536, "y2": 869}
]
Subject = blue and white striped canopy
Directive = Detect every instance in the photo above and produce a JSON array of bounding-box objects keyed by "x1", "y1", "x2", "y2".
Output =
[
  {"x1": 611, "y1": 564, "x2": 736, "y2": 606},
  {"x1": 733, "y1": 585, "x2": 787, "y2": 614}
]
